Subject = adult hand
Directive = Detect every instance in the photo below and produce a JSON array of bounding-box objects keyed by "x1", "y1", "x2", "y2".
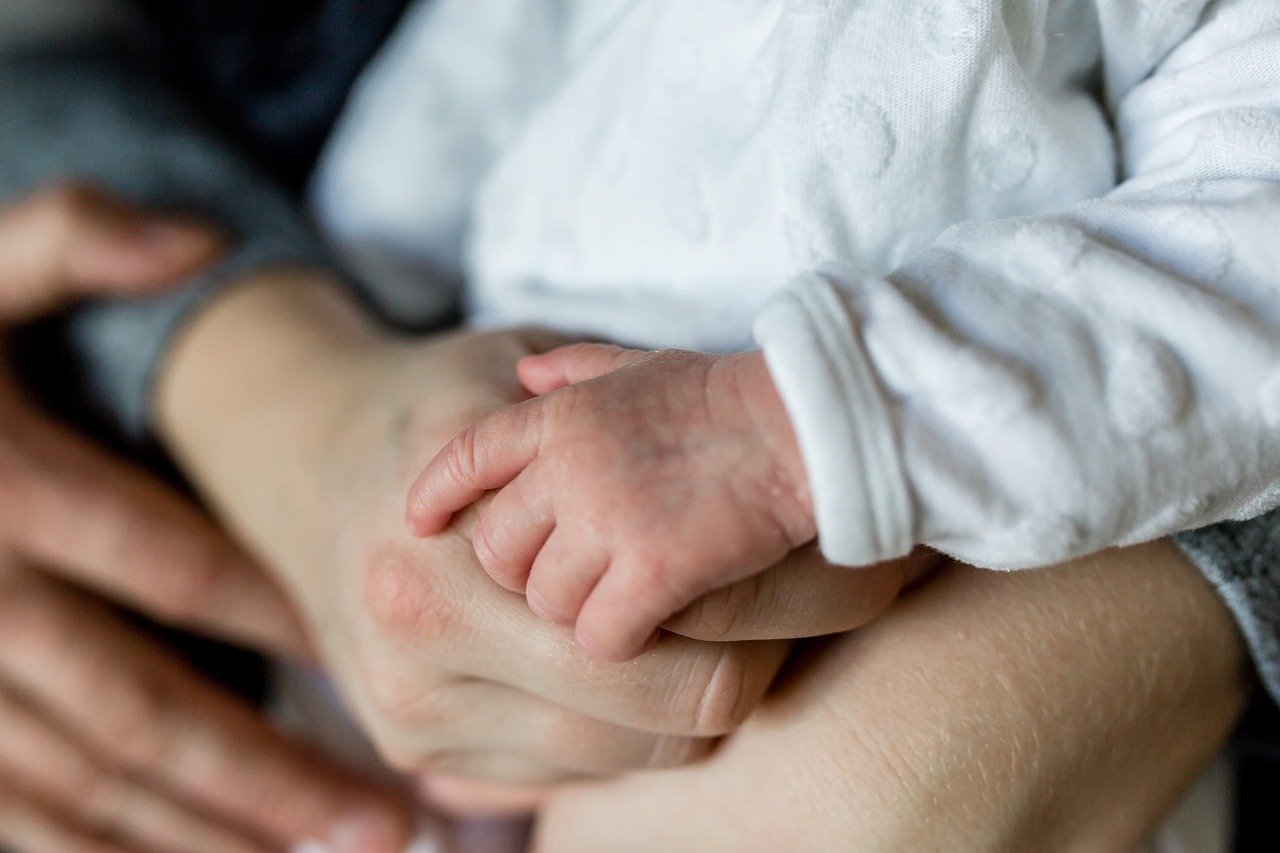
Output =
[
  {"x1": 535, "y1": 540, "x2": 1251, "y2": 852},
  {"x1": 0, "y1": 185, "x2": 415, "y2": 852},
  {"x1": 156, "y1": 273, "x2": 930, "y2": 804},
  {"x1": 0, "y1": 559, "x2": 413, "y2": 853},
  {"x1": 0, "y1": 184, "x2": 303, "y2": 653}
]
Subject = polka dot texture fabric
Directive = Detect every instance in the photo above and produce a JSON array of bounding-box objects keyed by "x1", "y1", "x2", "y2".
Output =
[{"x1": 315, "y1": 0, "x2": 1280, "y2": 571}]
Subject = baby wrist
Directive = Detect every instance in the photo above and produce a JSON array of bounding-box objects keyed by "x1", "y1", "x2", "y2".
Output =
[
  {"x1": 753, "y1": 272, "x2": 915, "y2": 566},
  {"x1": 720, "y1": 350, "x2": 817, "y2": 547}
]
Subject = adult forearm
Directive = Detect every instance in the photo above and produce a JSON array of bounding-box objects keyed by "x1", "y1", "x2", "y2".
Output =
[
  {"x1": 847, "y1": 541, "x2": 1252, "y2": 851},
  {"x1": 154, "y1": 270, "x2": 383, "y2": 601},
  {"x1": 537, "y1": 540, "x2": 1253, "y2": 852}
]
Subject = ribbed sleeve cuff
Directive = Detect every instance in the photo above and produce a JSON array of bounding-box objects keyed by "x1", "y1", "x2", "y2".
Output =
[
  {"x1": 1176, "y1": 514, "x2": 1280, "y2": 707},
  {"x1": 753, "y1": 269, "x2": 914, "y2": 567},
  {"x1": 67, "y1": 239, "x2": 328, "y2": 439}
]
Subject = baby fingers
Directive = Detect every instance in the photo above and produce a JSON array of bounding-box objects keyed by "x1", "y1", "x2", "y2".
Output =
[
  {"x1": 524, "y1": 529, "x2": 610, "y2": 626},
  {"x1": 406, "y1": 398, "x2": 546, "y2": 537},
  {"x1": 575, "y1": 555, "x2": 712, "y2": 664},
  {"x1": 472, "y1": 467, "x2": 556, "y2": 593}
]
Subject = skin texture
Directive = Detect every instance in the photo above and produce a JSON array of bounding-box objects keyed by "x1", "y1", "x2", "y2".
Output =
[
  {"x1": 407, "y1": 343, "x2": 815, "y2": 663},
  {"x1": 536, "y1": 543, "x2": 1252, "y2": 853},
  {"x1": 156, "y1": 270, "x2": 1250, "y2": 848},
  {"x1": 0, "y1": 186, "x2": 414, "y2": 853},
  {"x1": 154, "y1": 273, "x2": 918, "y2": 807}
]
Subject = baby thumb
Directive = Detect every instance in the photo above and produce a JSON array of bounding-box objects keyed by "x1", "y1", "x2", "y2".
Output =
[{"x1": 518, "y1": 344, "x2": 649, "y2": 395}]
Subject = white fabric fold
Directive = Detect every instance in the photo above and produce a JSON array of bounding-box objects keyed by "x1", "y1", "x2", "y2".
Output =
[{"x1": 755, "y1": 270, "x2": 913, "y2": 566}]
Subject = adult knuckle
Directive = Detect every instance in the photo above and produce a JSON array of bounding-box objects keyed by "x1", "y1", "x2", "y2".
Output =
[
  {"x1": 0, "y1": 446, "x2": 42, "y2": 539},
  {"x1": 675, "y1": 590, "x2": 742, "y2": 643},
  {"x1": 446, "y1": 427, "x2": 482, "y2": 484},
  {"x1": 97, "y1": 679, "x2": 180, "y2": 771},
  {"x1": 64, "y1": 763, "x2": 119, "y2": 819},
  {"x1": 687, "y1": 648, "x2": 753, "y2": 736},
  {"x1": 362, "y1": 545, "x2": 452, "y2": 641},
  {"x1": 360, "y1": 665, "x2": 411, "y2": 724},
  {"x1": 543, "y1": 384, "x2": 581, "y2": 420},
  {"x1": 145, "y1": 546, "x2": 223, "y2": 623},
  {"x1": 471, "y1": 519, "x2": 504, "y2": 577},
  {"x1": 366, "y1": 670, "x2": 454, "y2": 730},
  {"x1": 699, "y1": 598, "x2": 743, "y2": 643},
  {"x1": 228, "y1": 767, "x2": 326, "y2": 834},
  {"x1": 0, "y1": 579, "x2": 57, "y2": 649},
  {"x1": 644, "y1": 734, "x2": 713, "y2": 770},
  {"x1": 28, "y1": 182, "x2": 100, "y2": 233}
]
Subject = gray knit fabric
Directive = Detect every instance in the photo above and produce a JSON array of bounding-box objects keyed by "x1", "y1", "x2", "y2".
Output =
[
  {"x1": 0, "y1": 44, "x2": 326, "y2": 436},
  {"x1": 1177, "y1": 518, "x2": 1280, "y2": 705}
]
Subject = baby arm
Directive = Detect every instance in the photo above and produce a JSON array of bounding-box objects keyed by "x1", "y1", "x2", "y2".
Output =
[
  {"x1": 407, "y1": 343, "x2": 816, "y2": 662},
  {"x1": 753, "y1": 6, "x2": 1280, "y2": 572}
]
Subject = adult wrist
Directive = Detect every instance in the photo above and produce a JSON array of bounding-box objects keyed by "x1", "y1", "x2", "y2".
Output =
[{"x1": 154, "y1": 267, "x2": 387, "y2": 595}]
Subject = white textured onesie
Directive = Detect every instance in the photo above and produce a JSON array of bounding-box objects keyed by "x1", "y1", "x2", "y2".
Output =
[{"x1": 313, "y1": 0, "x2": 1280, "y2": 570}]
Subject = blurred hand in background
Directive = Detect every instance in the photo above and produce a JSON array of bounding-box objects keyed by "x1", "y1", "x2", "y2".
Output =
[{"x1": 0, "y1": 185, "x2": 414, "y2": 853}]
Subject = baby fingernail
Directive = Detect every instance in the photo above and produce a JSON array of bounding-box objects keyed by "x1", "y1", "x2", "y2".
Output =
[{"x1": 329, "y1": 808, "x2": 403, "y2": 853}]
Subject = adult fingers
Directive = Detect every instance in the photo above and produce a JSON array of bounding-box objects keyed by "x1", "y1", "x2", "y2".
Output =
[
  {"x1": 454, "y1": 615, "x2": 788, "y2": 737},
  {"x1": 0, "y1": 405, "x2": 311, "y2": 658},
  {"x1": 0, "y1": 573, "x2": 413, "y2": 853},
  {"x1": 537, "y1": 543, "x2": 1249, "y2": 853},
  {"x1": 362, "y1": 530, "x2": 791, "y2": 740},
  {"x1": 663, "y1": 547, "x2": 939, "y2": 642},
  {"x1": 516, "y1": 344, "x2": 649, "y2": 395},
  {"x1": 0, "y1": 783, "x2": 136, "y2": 853},
  {"x1": 0, "y1": 687, "x2": 271, "y2": 853},
  {"x1": 343, "y1": 675, "x2": 710, "y2": 779},
  {"x1": 0, "y1": 183, "x2": 223, "y2": 322},
  {"x1": 405, "y1": 399, "x2": 545, "y2": 537}
]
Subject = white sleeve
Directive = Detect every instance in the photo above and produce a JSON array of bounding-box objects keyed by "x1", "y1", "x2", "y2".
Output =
[{"x1": 755, "y1": 1, "x2": 1280, "y2": 569}]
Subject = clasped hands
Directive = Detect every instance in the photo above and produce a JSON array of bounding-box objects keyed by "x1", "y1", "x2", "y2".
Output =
[
  {"x1": 0, "y1": 184, "x2": 907, "y2": 851},
  {"x1": 151, "y1": 268, "x2": 921, "y2": 807},
  {"x1": 3, "y1": 186, "x2": 1247, "y2": 853}
]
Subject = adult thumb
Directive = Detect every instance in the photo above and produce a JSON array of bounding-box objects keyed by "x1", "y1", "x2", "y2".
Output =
[
  {"x1": 517, "y1": 344, "x2": 650, "y2": 395},
  {"x1": 0, "y1": 183, "x2": 223, "y2": 323}
]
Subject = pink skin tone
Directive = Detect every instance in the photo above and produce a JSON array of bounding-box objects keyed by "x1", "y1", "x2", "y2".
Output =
[{"x1": 406, "y1": 343, "x2": 817, "y2": 662}]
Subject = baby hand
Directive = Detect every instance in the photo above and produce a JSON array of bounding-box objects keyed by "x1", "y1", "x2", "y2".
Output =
[{"x1": 406, "y1": 344, "x2": 816, "y2": 662}]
